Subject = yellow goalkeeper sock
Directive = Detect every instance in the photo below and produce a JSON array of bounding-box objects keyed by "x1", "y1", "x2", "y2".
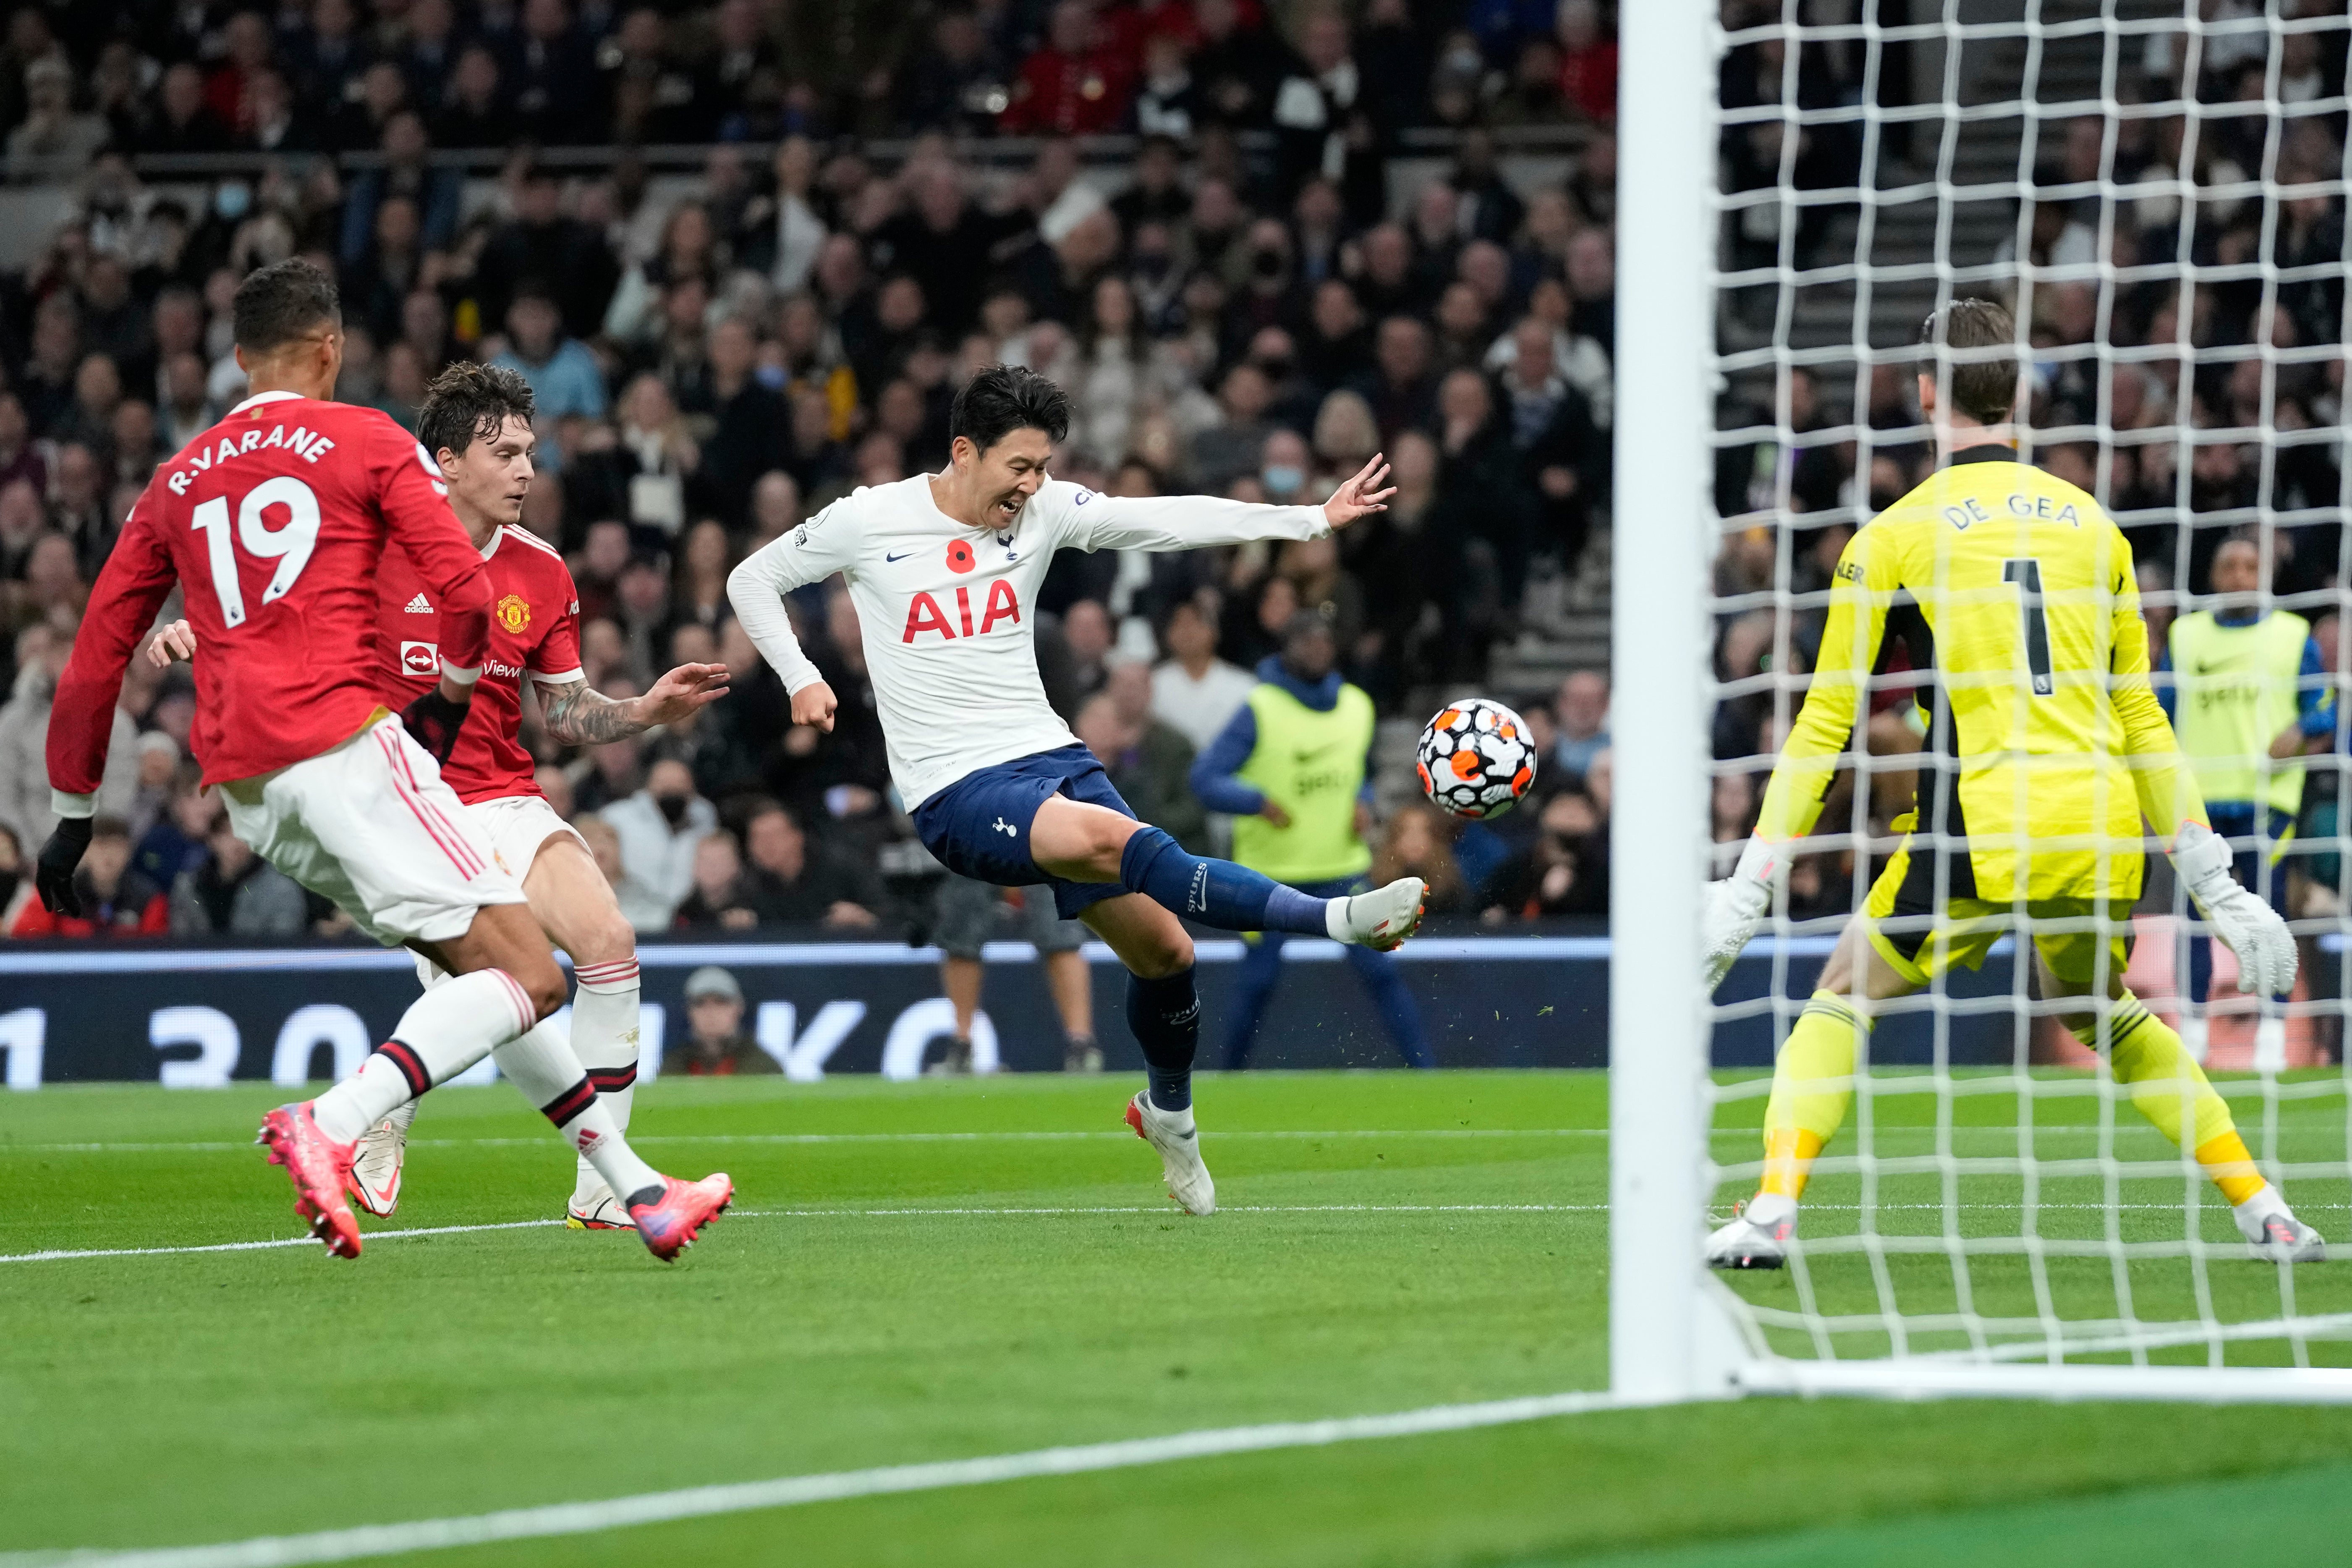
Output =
[
  {"x1": 2077, "y1": 994, "x2": 2267, "y2": 1206},
  {"x1": 1757, "y1": 991, "x2": 1863, "y2": 1201}
]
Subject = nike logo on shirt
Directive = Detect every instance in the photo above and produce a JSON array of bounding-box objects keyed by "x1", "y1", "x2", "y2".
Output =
[{"x1": 885, "y1": 550, "x2": 918, "y2": 563}]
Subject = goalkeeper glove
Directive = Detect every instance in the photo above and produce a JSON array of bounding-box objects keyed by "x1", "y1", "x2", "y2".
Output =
[
  {"x1": 400, "y1": 686, "x2": 474, "y2": 768},
  {"x1": 1701, "y1": 838, "x2": 1784, "y2": 993},
  {"x1": 2173, "y1": 821, "x2": 2297, "y2": 998},
  {"x1": 34, "y1": 814, "x2": 93, "y2": 917}
]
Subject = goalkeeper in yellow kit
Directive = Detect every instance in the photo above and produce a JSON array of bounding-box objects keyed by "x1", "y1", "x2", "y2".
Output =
[{"x1": 1701, "y1": 299, "x2": 2322, "y2": 1269}]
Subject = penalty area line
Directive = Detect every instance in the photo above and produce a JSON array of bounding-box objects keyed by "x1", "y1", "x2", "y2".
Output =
[{"x1": 0, "y1": 1389, "x2": 1629, "y2": 1568}]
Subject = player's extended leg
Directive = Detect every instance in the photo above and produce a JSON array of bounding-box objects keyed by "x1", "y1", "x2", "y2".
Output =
[
  {"x1": 524, "y1": 833, "x2": 647, "y2": 1226},
  {"x1": 1081, "y1": 892, "x2": 1214, "y2": 1215},
  {"x1": 1029, "y1": 796, "x2": 1426, "y2": 951},
  {"x1": 1341, "y1": 942, "x2": 1436, "y2": 1069},
  {"x1": 272, "y1": 903, "x2": 566, "y2": 1256},
  {"x1": 2036, "y1": 927, "x2": 2322, "y2": 1263},
  {"x1": 1708, "y1": 916, "x2": 1916, "y2": 1270},
  {"x1": 1220, "y1": 931, "x2": 1287, "y2": 1070}
]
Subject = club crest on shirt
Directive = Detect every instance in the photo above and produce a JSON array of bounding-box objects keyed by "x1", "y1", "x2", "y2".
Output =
[{"x1": 495, "y1": 594, "x2": 531, "y2": 633}]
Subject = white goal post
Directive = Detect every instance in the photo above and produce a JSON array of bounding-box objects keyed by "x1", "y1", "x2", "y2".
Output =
[{"x1": 1611, "y1": 0, "x2": 2352, "y2": 1405}]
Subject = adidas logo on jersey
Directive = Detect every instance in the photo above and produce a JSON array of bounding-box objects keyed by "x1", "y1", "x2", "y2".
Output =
[{"x1": 404, "y1": 594, "x2": 432, "y2": 613}]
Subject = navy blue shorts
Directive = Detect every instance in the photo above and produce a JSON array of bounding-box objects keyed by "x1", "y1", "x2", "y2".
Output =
[{"x1": 912, "y1": 745, "x2": 1136, "y2": 920}]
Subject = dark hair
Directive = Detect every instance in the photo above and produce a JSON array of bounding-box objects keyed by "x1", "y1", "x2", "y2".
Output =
[
  {"x1": 948, "y1": 364, "x2": 1069, "y2": 454},
  {"x1": 232, "y1": 259, "x2": 341, "y2": 354},
  {"x1": 1918, "y1": 297, "x2": 2018, "y2": 425},
  {"x1": 416, "y1": 361, "x2": 536, "y2": 463}
]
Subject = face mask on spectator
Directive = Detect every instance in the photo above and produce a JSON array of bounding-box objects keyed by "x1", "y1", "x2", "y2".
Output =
[
  {"x1": 656, "y1": 793, "x2": 691, "y2": 827},
  {"x1": 1251, "y1": 247, "x2": 1285, "y2": 280},
  {"x1": 755, "y1": 363, "x2": 787, "y2": 391},
  {"x1": 1262, "y1": 463, "x2": 1305, "y2": 498},
  {"x1": 215, "y1": 181, "x2": 252, "y2": 221}
]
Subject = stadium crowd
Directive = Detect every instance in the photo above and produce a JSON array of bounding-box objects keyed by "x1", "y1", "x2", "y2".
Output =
[{"x1": 0, "y1": 0, "x2": 1629, "y2": 940}]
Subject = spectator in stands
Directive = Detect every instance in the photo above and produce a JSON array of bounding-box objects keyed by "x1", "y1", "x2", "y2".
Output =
[
  {"x1": 663, "y1": 965, "x2": 779, "y2": 1076},
  {"x1": 1152, "y1": 596, "x2": 1257, "y2": 754},
  {"x1": 168, "y1": 814, "x2": 306, "y2": 936},
  {"x1": 0, "y1": 624, "x2": 135, "y2": 846},
  {"x1": 673, "y1": 827, "x2": 754, "y2": 930},
  {"x1": 9, "y1": 815, "x2": 165, "y2": 936},
  {"x1": 738, "y1": 799, "x2": 887, "y2": 929},
  {"x1": 1554, "y1": 671, "x2": 1612, "y2": 782},
  {"x1": 1374, "y1": 804, "x2": 1471, "y2": 916},
  {"x1": 489, "y1": 285, "x2": 608, "y2": 434},
  {"x1": 0, "y1": 820, "x2": 26, "y2": 933},
  {"x1": 601, "y1": 757, "x2": 714, "y2": 932}
]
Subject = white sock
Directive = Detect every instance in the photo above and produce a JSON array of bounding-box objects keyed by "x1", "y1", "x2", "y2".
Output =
[
  {"x1": 569, "y1": 957, "x2": 642, "y2": 1200},
  {"x1": 312, "y1": 969, "x2": 537, "y2": 1141},
  {"x1": 494, "y1": 1016, "x2": 663, "y2": 1202}
]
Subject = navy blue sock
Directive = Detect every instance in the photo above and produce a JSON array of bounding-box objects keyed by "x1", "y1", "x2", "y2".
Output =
[
  {"x1": 1119, "y1": 826, "x2": 1330, "y2": 936},
  {"x1": 1126, "y1": 966, "x2": 1200, "y2": 1112}
]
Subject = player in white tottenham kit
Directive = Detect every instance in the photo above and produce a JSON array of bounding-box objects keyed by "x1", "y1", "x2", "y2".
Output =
[
  {"x1": 149, "y1": 364, "x2": 729, "y2": 1229},
  {"x1": 727, "y1": 366, "x2": 1426, "y2": 1214}
]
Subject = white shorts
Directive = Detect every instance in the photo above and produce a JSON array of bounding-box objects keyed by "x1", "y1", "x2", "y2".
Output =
[
  {"x1": 468, "y1": 793, "x2": 588, "y2": 885},
  {"x1": 413, "y1": 793, "x2": 585, "y2": 989},
  {"x1": 221, "y1": 716, "x2": 526, "y2": 948}
]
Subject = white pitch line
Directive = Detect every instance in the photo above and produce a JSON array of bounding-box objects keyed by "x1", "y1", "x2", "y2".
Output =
[
  {"x1": 0, "y1": 1128, "x2": 1606, "y2": 1154},
  {"x1": 0, "y1": 1388, "x2": 1631, "y2": 1568},
  {"x1": 0, "y1": 1205, "x2": 1587, "y2": 1265}
]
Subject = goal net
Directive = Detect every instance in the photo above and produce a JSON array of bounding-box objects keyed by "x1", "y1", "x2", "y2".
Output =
[{"x1": 1613, "y1": 0, "x2": 2352, "y2": 1402}]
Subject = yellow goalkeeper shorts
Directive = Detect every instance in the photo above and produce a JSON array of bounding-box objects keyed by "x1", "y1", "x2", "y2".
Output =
[{"x1": 1863, "y1": 815, "x2": 2133, "y2": 988}]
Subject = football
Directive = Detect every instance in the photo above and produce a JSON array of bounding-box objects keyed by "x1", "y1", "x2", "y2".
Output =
[{"x1": 1415, "y1": 698, "x2": 1538, "y2": 819}]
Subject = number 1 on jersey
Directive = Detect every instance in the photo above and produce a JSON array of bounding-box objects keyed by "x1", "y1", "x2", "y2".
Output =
[
  {"x1": 2003, "y1": 557, "x2": 2053, "y2": 696},
  {"x1": 190, "y1": 477, "x2": 323, "y2": 629}
]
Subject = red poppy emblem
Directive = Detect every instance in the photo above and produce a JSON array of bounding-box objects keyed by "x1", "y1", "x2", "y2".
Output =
[{"x1": 945, "y1": 540, "x2": 977, "y2": 573}]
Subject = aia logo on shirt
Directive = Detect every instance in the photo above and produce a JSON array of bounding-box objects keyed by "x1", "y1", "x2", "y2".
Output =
[
  {"x1": 903, "y1": 582, "x2": 1020, "y2": 643},
  {"x1": 399, "y1": 640, "x2": 439, "y2": 677}
]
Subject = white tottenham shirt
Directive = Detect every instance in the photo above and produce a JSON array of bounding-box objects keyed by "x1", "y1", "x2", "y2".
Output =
[{"x1": 728, "y1": 474, "x2": 1330, "y2": 808}]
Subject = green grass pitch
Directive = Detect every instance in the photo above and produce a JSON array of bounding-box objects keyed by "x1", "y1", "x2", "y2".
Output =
[{"x1": 6, "y1": 1070, "x2": 2352, "y2": 1567}]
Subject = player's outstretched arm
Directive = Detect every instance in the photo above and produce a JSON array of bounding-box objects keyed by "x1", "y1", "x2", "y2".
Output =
[
  {"x1": 1703, "y1": 531, "x2": 1896, "y2": 991},
  {"x1": 1057, "y1": 460, "x2": 1390, "y2": 556},
  {"x1": 539, "y1": 664, "x2": 730, "y2": 746},
  {"x1": 43, "y1": 498, "x2": 179, "y2": 913}
]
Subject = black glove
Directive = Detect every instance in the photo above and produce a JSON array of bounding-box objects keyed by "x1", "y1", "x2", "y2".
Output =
[
  {"x1": 35, "y1": 814, "x2": 93, "y2": 917},
  {"x1": 400, "y1": 686, "x2": 474, "y2": 767}
]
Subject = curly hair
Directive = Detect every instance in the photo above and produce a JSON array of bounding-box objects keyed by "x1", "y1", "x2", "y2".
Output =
[{"x1": 416, "y1": 361, "x2": 537, "y2": 464}]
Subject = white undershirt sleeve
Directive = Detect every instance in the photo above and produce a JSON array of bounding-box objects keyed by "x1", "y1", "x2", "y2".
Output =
[{"x1": 726, "y1": 501, "x2": 858, "y2": 696}]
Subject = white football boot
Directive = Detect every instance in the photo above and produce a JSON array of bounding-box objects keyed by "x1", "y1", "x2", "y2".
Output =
[
  {"x1": 2234, "y1": 1188, "x2": 2325, "y2": 1264},
  {"x1": 1126, "y1": 1092, "x2": 1215, "y2": 1215},
  {"x1": 1328, "y1": 877, "x2": 1428, "y2": 952},
  {"x1": 348, "y1": 1099, "x2": 418, "y2": 1217},
  {"x1": 1706, "y1": 1192, "x2": 1797, "y2": 1270},
  {"x1": 567, "y1": 1180, "x2": 632, "y2": 1230}
]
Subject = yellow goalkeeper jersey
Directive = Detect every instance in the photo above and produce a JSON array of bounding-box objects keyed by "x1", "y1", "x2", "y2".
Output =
[{"x1": 1754, "y1": 445, "x2": 2208, "y2": 904}]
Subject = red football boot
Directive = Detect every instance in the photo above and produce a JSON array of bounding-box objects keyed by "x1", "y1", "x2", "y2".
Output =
[
  {"x1": 626, "y1": 1174, "x2": 734, "y2": 1262},
  {"x1": 257, "y1": 1102, "x2": 364, "y2": 1259}
]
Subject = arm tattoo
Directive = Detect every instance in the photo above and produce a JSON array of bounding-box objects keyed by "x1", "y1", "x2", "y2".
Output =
[{"x1": 538, "y1": 681, "x2": 648, "y2": 746}]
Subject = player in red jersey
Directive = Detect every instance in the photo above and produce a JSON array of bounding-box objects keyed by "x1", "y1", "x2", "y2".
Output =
[
  {"x1": 44, "y1": 260, "x2": 729, "y2": 1261},
  {"x1": 154, "y1": 362, "x2": 728, "y2": 1228}
]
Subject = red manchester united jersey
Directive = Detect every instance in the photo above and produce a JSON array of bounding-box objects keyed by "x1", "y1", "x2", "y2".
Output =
[
  {"x1": 375, "y1": 524, "x2": 583, "y2": 803},
  {"x1": 50, "y1": 392, "x2": 494, "y2": 793}
]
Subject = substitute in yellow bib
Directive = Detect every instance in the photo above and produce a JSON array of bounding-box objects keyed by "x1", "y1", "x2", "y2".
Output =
[
  {"x1": 1698, "y1": 298, "x2": 2319, "y2": 1269},
  {"x1": 1188, "y1": 611, "x2": 1433, "y2": 1069},
  {"x1": 2158, "y1": 531, "x2": 2331, "y2": 1061}
]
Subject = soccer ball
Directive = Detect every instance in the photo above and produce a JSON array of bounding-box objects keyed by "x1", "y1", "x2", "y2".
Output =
[{"x1": 1416, "y1": 699, "x2": 1537, "y2": 819}]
